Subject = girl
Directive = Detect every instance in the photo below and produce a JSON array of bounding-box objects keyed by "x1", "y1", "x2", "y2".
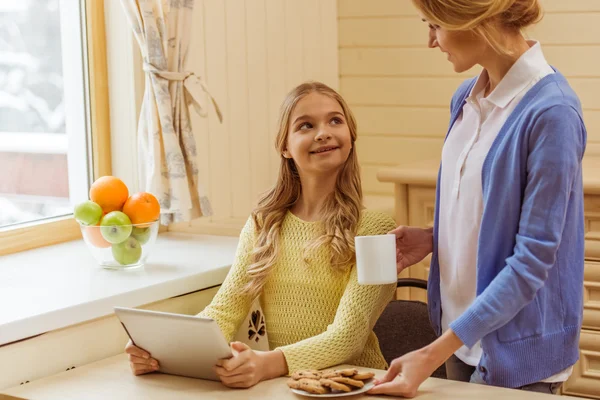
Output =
[
  {"x1": 125, "y1": 82, "x2": 398, "y2": 388},
  {"x1": 371, "y1": 0, "x2": 586, "y2": 397}
]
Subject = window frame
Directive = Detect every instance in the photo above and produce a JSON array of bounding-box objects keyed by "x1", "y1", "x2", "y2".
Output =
[{"x1": 0, "y1": 0, "x2": 111, "y2": 256}]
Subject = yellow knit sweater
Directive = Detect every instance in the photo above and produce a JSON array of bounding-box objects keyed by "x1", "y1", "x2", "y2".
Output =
[{"x1": 198, "y1": 209, "x2": 397, "y2": 373}]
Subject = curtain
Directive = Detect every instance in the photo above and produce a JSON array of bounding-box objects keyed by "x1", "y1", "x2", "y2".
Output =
[{"x1": 120, "y1": 0, "x2": 221, "y2": 225}]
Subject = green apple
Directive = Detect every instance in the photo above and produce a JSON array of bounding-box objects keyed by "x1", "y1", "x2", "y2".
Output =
[
  {"x1": 100, "y1": 211, "x2": 132, "y2": 244},
  {"x1": 131, "y1": 226, "x2": 152, "y2": 245},
  {"x1": 112, "y1": 237, "x2": 142, "y2": 265},
  {"x1": 74, "y1": 200, "x2": 103, "y2": 226}
]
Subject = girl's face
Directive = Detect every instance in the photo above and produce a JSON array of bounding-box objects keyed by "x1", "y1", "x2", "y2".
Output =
[
  {"x1": 425, "y1": 19, "x2": 486, "y2": 73},
  {"x1": 284, "y1": 92, "x2": 352, "y2": 179}
]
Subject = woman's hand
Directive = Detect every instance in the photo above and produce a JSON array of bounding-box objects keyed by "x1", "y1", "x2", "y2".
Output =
[
  {"x1": 215, "y1": 342, "x2": 288, "y2": 388},
  {"x1": 367, "y1": 348, "x2": 439, "y2": 397},
  {"x1": 125, "y1": 339, "x2": 159, "y2": 376},
  {"x1": 388, "y1": 226, "x2": 434, "y2": 274},
  {"x1": 368, "y1": 330, "x2": 463, "y2": 397}
]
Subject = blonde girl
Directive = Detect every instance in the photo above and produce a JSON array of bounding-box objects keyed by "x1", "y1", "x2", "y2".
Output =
[{"x1": 125, "y1": 81, "x2": 398, "y2": 388}]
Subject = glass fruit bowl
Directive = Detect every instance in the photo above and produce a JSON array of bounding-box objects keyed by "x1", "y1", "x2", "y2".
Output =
[{"x1": 79, "y1": 220, "x2": 159, "y2": 270}]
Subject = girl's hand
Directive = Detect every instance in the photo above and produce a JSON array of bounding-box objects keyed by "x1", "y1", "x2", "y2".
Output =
[
  {"x1": 125, "y1": 339, "x2": 159, "y2": 375},
  {"x1": 215, "y1": 342, "x2": 287, "y2": 388},
  {"x1": 215, "y1": 342, "x2": 263, "y2": 388}
]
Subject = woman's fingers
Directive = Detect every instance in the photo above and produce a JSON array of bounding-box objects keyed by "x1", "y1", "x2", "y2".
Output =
[
  {"x1": 388, "y1": 225, "x2": 405, "y2": 238},
  {"x1": 379, "y1": 360, "x2": 401, "y2": 384},
  {"x1": 368, "y1": 376, "x2": 417, "y2": 397}
]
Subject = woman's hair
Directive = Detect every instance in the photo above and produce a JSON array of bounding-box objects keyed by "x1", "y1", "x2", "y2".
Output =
[
  {"x1": 242, "y1": 81, "x2": 362, "y2": 298},
  {"x1": 412, "y1": 0, "x2": 543, "y2": 54}
]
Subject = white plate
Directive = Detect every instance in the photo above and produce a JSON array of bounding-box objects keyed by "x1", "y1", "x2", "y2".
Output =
[{"x1": 290, "y1": 379, "x2": 375, "y2": 398}]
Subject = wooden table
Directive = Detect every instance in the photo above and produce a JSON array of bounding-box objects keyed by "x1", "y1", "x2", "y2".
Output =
[{"x1": 1, "y1": 354, "x2": 577, "y2": 399}]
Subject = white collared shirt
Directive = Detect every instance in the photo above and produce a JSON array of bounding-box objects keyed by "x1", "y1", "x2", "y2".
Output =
[{"x1": 438, "y1": 41, "x2": 572, "y2": 382}]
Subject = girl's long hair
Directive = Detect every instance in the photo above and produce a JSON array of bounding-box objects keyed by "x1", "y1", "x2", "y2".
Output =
[{"x1": 242, "y1": 81, "x2": 362, "y2": 298}]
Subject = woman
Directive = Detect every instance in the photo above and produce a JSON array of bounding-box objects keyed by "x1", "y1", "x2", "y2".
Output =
[
  {"x1": 370, "y1": 0, "x2": 586, "y2": 397},
  {"x1": 125, "y1": 81, "x2": 397, "y2": 388}
]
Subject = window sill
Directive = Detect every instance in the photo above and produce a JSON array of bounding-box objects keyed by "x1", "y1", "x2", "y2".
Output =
[{"x1": 0, "y1": 232, "x2": 239, "y2": 346}]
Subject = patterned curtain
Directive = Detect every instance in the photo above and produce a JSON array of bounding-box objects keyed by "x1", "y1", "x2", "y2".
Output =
[{"x1": 120, "y1": 0, "x2": 221, "y2": 225}]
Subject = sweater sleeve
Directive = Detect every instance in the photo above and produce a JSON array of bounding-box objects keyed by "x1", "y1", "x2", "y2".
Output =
[
  {"x1": 277, "y1": 212, "x2": 397, "y2": 372},
  {"x1": 197, "y1": 217, "x2": 256, "y2": 342},
  {"x1": 450, "y1": 105, "x2": 586, "y2": 348}
]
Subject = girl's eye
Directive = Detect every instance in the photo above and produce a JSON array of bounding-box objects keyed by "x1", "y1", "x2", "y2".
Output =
[
  {"x1": 330, "y1": 117, "x2": 343, "y2": 125},
  {"x1": 299, "y1": 122, "x2": 312, "y2": 130},
  {"x1": 429, "y1": 24, "x2": 440, "y2": 30}
]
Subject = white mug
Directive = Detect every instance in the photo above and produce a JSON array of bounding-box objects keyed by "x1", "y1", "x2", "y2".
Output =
[{"x1": 355, "y1": 234, "x2": 397, "y2": 285}]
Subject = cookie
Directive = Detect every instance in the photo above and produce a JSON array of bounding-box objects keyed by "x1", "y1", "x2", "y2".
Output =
[
  {"x1": 287, "y1": 378, "x2": 301, "y2": 388},
  {"x1": 291, "y1": 370, "x2": 322, "y2": 380},
  {"x1": 320, "y1": 370, "x2": 341, "y2": 379},
  {"x1": 352, "y1": 371, "x2": 375, "y2": 380},
  {"x1": 331, "y1": 376, "x2": 365, "y2": 388},
  {"x1": 287, "y1": 378, "x2": 329, "y2": 394},
  {"x1": 338, "y1": 368, "x2": 359, "y2": 377},
  {"x1": 321, "y1": 368, "x2": 358, "y2": 378},
  {"x1": 320, "y1": 378, "x2": 352, "y2": 392}
]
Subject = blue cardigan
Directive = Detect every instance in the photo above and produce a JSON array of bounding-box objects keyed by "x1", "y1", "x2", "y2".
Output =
[{"x1": 428, "y1": 70, "x2": 587, "y2": 388}]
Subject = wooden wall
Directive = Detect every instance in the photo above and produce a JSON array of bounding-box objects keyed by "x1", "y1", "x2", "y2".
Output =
[
  {"x1": 338, "y1": 0, "x2": 600, "y2": 212},
  {"x1": 170, "y1": 0, "x2": 339, "y2": 234},
  {"x1": 171, "y1": 0, "x2": 600, "y2": 233}
]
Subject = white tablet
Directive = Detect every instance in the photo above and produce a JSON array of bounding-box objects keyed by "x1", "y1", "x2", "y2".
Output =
[{"x1": 114, "y1": 306, "x2": 232, "y2": 381}]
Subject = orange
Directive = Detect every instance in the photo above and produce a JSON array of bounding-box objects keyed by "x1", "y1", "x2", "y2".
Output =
[
  {"x1": 89, "y1": 176, "x2": 129, "y2": 213},
  {"x1": 84, "y1": 223, "x2": 111, "y2": 248},
  {"x1": 122, "y1": 192, "x2": 161, "y2": 225}
]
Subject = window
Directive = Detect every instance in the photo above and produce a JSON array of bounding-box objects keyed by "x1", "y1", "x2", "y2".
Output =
[{"x1": 0, "y1": 0, "x2": 110, "y2": 254}]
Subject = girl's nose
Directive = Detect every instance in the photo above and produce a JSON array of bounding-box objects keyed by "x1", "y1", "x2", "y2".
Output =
[{"x1": 315, "y1": 127, "x2": 332, "y2": 141}]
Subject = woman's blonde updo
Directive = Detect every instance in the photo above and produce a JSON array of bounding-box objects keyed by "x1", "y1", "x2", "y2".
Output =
[{"x1": 412, "y1": 0, "x2": 543, "y2": 54}]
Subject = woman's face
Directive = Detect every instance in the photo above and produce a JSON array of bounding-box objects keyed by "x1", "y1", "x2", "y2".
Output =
[
  {"x1": 425, "y1": 19, "x2": 486, "y2": 73},
  {"x1": 284, "y1": 92, "x2": 352, "y2": 179}
]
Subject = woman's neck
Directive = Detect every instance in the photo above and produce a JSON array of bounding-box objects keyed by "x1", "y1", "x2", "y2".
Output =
[
  {"x1": 290, "y1": 172, "x2": 337, "y2": 222},
  {"x1": 480, "y1": 34, "x2": 530, "y2": 96}
]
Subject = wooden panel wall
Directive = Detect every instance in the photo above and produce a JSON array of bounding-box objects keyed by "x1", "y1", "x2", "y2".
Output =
[
  {"x1": 338, "y1": 0, "x2": 600, "y2": 211},
  {"x1": 170, "y1": 0, "x2": 339, "y2": 234}
]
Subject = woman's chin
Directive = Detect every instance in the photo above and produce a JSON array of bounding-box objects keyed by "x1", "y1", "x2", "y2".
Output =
[
  {"x1": 451, "y1": 62, "x2": 463, "y2": 73},
  {"x1": 451, "y1": 61, "x2": 476, "y2": 74}
]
